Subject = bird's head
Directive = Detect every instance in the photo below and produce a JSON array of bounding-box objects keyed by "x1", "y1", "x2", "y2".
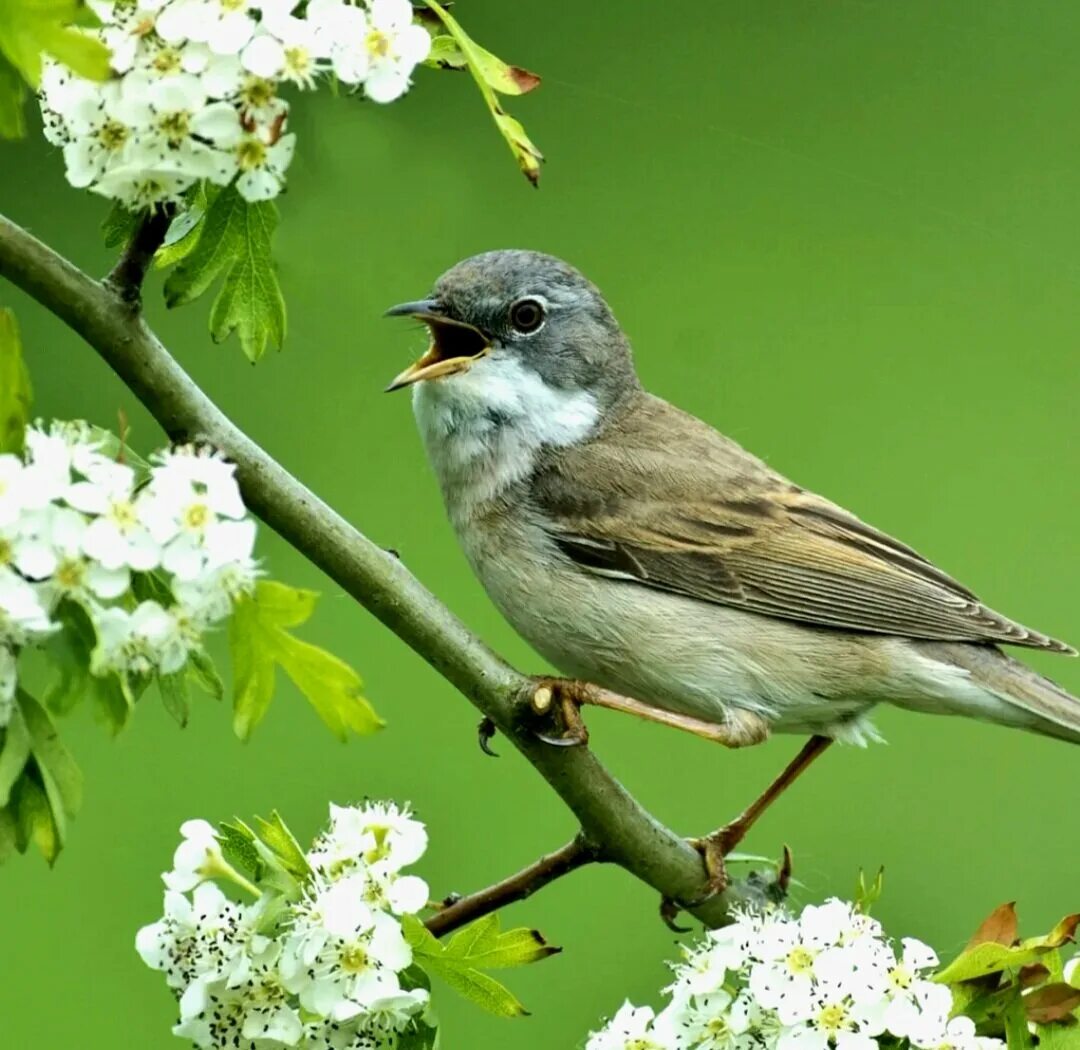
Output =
[{"x1": 385, "y1": 250, "x2": 639, "y2": 416}]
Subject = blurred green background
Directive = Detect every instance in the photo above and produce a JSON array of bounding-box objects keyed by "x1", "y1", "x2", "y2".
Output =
[{"x1": 2, "y1": 1, "x2": 1079, "y2": 1046}]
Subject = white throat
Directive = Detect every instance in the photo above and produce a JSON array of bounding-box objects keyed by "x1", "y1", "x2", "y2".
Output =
[{"x1": 411, "y1": 352, "x2": 599, "y2": 523}]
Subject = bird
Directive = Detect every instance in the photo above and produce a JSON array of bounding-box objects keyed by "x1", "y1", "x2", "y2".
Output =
[{"x1": 384, "y1": 249, "x2": 1077, "y2": 865}]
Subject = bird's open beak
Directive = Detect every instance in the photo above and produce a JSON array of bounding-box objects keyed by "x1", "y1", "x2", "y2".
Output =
[{"x1": 384, "y1": 299, "x2": 491, "y2": 391}]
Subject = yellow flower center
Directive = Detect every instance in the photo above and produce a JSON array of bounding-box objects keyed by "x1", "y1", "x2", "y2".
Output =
[
  {"x1": 817, "y1": 1003, "x2": 849, "y2": 1034},
  {"x1": 365, "y1": 29, "x2": 391, "y2": 58},
  {"x1": 284, "y1": 46, "x2": 312, "y2": 77},
  {"x1": 182, "y1": 503, "x2": 210, "y2": 530},
  {"x1": 786, "y1": 946, "x2": 815, "y2": 975},
  {"x1": 236, "y1": 137, "x2": 267, "y2": 171},
  {"x1": 889, "y1": 963, "x2": 913, "y2": 990},
  {"x1": 98, "y1": 120, "x2": 129, "y2": 151},
  {"x1": 55, "y1": 558, "x2": 86, "y2": 590},
  {"x1": 221, "y1": 0, "x2": 246, "y2": 11},
  {"x1": 159, "y1": 110, "x2": 191, "y2": 146},
  {"x1": 240, "y1": 75, "x2": 276, "y2": 111},
  {"x1": 152, "y1": 47, "x2": 183, "y2": 74},
  {"x1": 0, "y1": 538, "x2": 10, "y2": 566},
  {"x1": 340, "y1": 945, "x2": 369, "y2": 974},
  {"x1": 110, "y1": 500, "x2": 138, "y2": 529}
]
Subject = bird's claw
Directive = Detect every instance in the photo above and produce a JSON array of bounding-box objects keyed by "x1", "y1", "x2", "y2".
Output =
[
  {"x1": 659, "y1": 896, "x2": 692, "y2": 933},
  {"x1": 527, "y1": 678, "x2": 591, "y2": 747},
  {"x1": 477, "y1": 717, "x2": 499, "y2": 757}
]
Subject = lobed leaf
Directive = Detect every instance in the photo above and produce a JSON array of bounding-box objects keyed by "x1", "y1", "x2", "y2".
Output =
[
  {"x1": 403, "y1": 912, "x2": 559, "y2": 1018},
  {"x1": 0, "y1": 0, "x2": 109, "y2": 88},
  {"x1": 937, "y1": 913, "x2": 1080, "y2": 984},
  {"x1": 0, "y1": 307, "x2": 32, "y2": 454},
  {"x1": 163, "y1": 184, "x2": 286, "y2": 362},
  {"x1": 421, "y1": 0, "x2": 543, "y2": 185},
  {"x1": 228, "y1": 580, "x2": 381, "y2": 741}
]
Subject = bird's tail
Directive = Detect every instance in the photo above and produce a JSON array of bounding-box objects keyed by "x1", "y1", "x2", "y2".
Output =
[{"x1": 947, "y1": 645, "x2": 1080, "y2": 745}]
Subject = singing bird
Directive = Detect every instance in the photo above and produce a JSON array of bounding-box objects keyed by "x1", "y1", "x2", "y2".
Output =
[{"x1": 386, "y1": 250, "x2": 1079, "y2": 760}]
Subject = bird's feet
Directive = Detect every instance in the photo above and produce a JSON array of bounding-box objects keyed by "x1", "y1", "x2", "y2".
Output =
[
  {"x1": 527, "y1": 678, "x2": 591, "y2": 747},
  {"x1": 524, "y1": 676, "x2": 772, "y2": 749}
]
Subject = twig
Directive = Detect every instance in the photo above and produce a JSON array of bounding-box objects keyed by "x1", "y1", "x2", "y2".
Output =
[
  {"x1": 0, "y1": 211, "x2": 754, "y2": 928},
  {"x1": 102, "y1": 207, "x2": 174, "y2": 305},
  {"x1": 425, "y1": 836, "x2": 599, "y2": 937}
]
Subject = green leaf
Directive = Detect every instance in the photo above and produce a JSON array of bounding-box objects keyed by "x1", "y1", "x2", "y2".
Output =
[
  {"x1": 43, "y1": 601, "x2": 132, "y2": 732},
  {"x1": 163, "y1": 184, "x2": 286, "y2": 362},
  {"x1": 421, "y1": 1, "x2": 543, "y2": 185},
  {"x1": 0, "y1": 54, "x2": 26, "y2": 138},
  {"x1": 0, "y1": 307, "x2": 32, "y2": 454},
  {"x1": 253, "y1": 810, "x2": 311, "y2": 880},
  {"x1": 0, "y1": 0, "x2": 110, "y2": 87},
  {"x1": 0, "y1": 805, "x2": 16, "y2": 862},
  {"x1": 398, "y1": 1022, "x2": 440, "y2": 1050},
  {"x1": 425, "y1": 33, "x2": 541, "y2": 95},
  {"x1": 17, "y1": 690, "x2": 83, "y2": 823},
  {"x1": 937, "y1": 915, "x2": 1080, "y2": 984},
  {"x1": 0, "y1": 702, "x2": 31, "y2": 806},
  {"x1": 228, "y1": 580, "x2": 382, "y2": 742},
  {"x1": 158, "y1": 673, "x2": 190, "y2": 727},
  {"x1": 155, "y1": 183, "x2": 215, "y2": 269},
  {"x1": 188, "y1": 648, "x2": 224, "y2": 701},
  {"x1": 403, "y1": 913, "x2": 558, "y2": 1018},
  {"x1": 13, "y1": 771, "x2": 58, "y2": 862},
  {"x1": 1004, "y1": 991, "x2": 1035, "y2": 1050},
  {"x1": 218, "y1": 820, "x2": 265, "y2": 882},
  {"x1": 101, "y1": 202, "x2": 142, "y2": 250}
]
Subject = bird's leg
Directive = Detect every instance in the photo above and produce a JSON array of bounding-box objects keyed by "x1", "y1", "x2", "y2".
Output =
[
  {"x1": 527, "y1": 677, "x2": 771, "y2": 749},
  {"x1": 689, "y1": 735, "x2": 833, "y2": 901}
]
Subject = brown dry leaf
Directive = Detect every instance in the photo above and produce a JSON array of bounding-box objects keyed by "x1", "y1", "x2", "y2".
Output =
[
  {"x1": 1025, "y1": 983, "x2": 1080, "y2": 1024},
  {"x1": 968, "y1": 902, "x2": 1019, "y2": 948}
]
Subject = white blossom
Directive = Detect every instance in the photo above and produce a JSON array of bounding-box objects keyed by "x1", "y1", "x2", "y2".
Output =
[
  {"x1": 136, "y1": 882, "x2": 245, "y2": 990},
  {"x1": 164, "y1": 818, "x2": 225, "y2": 892},
  {"x1": 281, "y1": 874, "x2": 413, "y2": 1019},
  {"x1": 587, "y1": 1002, "x2": 668, "y2": 1050}
]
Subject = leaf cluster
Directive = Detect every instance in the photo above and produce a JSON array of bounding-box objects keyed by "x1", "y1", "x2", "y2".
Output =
[{"x1": 937, "y1": 902, "x2": 1080, "y2": 1048}]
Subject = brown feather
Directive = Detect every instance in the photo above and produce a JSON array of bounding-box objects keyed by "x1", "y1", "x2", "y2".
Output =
[{"x1": 535, "y1": 393, "x2": 1076, "y2": 655}]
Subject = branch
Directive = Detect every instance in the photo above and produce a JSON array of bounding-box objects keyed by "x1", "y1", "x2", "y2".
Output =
[
  {"x1": 0, "y1": 211, "x2": 750, "y2": 928},
  {"x1": 102, "y1": 207, "x2": 174, "y2": 304},
  {"x1": 425, "y1": 836, "x2": 598, "y2": 937}
]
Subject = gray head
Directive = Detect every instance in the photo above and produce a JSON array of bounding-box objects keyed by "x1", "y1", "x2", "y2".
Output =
[{"x1": 385, "y1": 250, "x2": 640, "y2": 413}]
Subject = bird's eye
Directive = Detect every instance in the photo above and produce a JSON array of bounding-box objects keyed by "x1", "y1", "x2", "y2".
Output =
[{"x1": 509, "y1": 298, "x2": 545, "y2": 334}]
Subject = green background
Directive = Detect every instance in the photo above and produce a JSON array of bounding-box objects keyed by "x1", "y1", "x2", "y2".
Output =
[{"x1": 2, "y1": 1, "x2": 1079, "y2": 1046}]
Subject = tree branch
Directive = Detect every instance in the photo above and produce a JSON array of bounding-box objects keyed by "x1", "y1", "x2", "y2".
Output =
[
  {"x1": 0, "y1": 210, "x2": 755, "y2": 928},
  {"x1": 102, "y1": 207, "x2": 174, "y2": 304},
  {"x1": 425, "y1": 836, "x2": 599, "y2": 937}
]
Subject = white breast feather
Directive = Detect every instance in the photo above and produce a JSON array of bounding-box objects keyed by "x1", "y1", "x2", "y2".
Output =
[{"x1": 412, "y1": 353, "x2": 598, "y2": 522}]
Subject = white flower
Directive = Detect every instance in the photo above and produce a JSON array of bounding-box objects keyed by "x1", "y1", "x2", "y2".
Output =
[
  {"x1": 135, "y1": 882, "x2": 244, "y2": 990},
  {"x1": 91, "y1": 600, "x2": 189, "y2": 675},
  {"x1": 748, "y1": 918, "x2": 819, "y2": 1025},
  {"x1": 164, "y1": 818, "x2": 224, "y2": 892},
  {"x1": 0, "y1": 455, "x2": 33, "y2": 527},
  {"x1": 306, "y1": 0, "x2": 372, "y2": 84},
  {"x1": 233, "y1": 129, "x2": 296, "y2": 201},
  {"x1": 323, "y1": 801, "x2": 428, "y2": 872},
  {"x1": 777, "y1": 991, "x2": 884, "y2": 1050},
  {"x1": 156, "y1": 0, "x2": 257, "y2": 56},
  {"x1": 90, "y1": 156, "x2": 197, "y2": 207},
  {"x1": 914, "y1": 1015, "x2": 1005, "y2": 1050},
  {"x1": 360, "y1": 0, "x2": 431, "y2": 103},
  {"x1": 281, "y1": 874, "x2": 413, "y2": 1019},
  {"x1": 178, "y1": 942, "x2": 303, "y2": 1047},
  {"x1": 355, "y1": 859, "x2": 429, "y2": 916},
  {"x1": 659, "y1": 991, "x2": 755, "y2": 1050},
  {"x1": 24, "y1": 506, "x2": 131, "y2": 601},
  {"x1": 57, "y1": 78, "x2": 155, "y2": 189},
  {"x1": 586, "y1": 1002, "x2": 668, "y2": 1050},
  {"x1": 241, "y1": 15, "x2": 324, "y2": 88},
  {"x1": 0, "y1": 645, "x2": 16, "y2": 728},
  {"x1": 0, "y1": 568, "x2": 56, "y2": 645}
]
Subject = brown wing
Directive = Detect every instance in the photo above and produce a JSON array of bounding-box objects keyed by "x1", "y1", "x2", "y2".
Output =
[{"x1": 534, "y1": 397, "x2": 1075, "y2": 654}]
